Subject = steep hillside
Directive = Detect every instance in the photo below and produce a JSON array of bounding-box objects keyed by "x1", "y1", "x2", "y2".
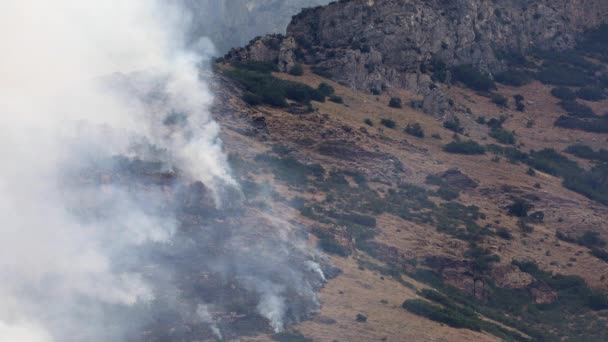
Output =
[{"x1": 208, "y1": 0, "x2": 608, "y2": 340}]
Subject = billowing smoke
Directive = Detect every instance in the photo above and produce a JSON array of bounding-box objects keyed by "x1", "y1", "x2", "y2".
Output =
[{"x1": 0, "y1": 1, "x2": 328, "y2": 341}]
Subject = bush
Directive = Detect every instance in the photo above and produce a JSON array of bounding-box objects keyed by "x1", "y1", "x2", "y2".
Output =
[
  {"x1": 242, "y1": 92, "x2": 262, "y2": 106},
  {"x1": 381, "y1": 118, "x2": 396, "y2": 129},
  {"x1": 451, "y1": 65, "x2": 496, "y2": 91},
  {"x1": 565, "y1": 144, "x2": 608, "y2": 162},
  {"x1": 497, "y1": 228, "x2": 513, "y2": 240},
  {"x1": 507, "y1": 198, "x2": 533, "y2": 217},
  {"x1": 578, "y1": 231, "x2": 606, "y2": 248},
  {"x1": 225, "y1": 67, "x2": 325, "y2": 108},
  {"x1": 317, "y1": 82, "x2": 335, "y2": 97},
  {"x1": 490, "y1": 93, "x2": 509, "y2": 107},
  {"x1": 559, "y1": 101, "x2": 597, "y2": 118},
  {"x1": 405, "y1": 122, "x2": 425, "y2": 138},
  {"x1": 389, "y1": 97, "x2": 403, "y2": 108},
  {"x1": 555, "y1": 116, "x2": 608, "y2": 133},
  {"x1": 364, "y1": 118, "x2": 373, "y2": 126},
  {"x1": 318, "y1": 236, "x2": 350, "y2": 257},
  {"x1": 536, "y1": 64, "x2": 593, "y2": 86},
  {"x1": 489, "y1": 127, "x2": 516, "y2": 145},
  {"x1": 289, "y1": 64, "x2": 304, "y2": 76},
  {"x1": 443, "y1": 140, "x2": 485, "y2": 155},
  {"x1": 402, "y1": 299, "x2": 481, "y2": 331},
  {"x1": 495, "y1": 70, "x2": 532, "y2": 86},
  {"x1": 551, "y1": 87, "x2": 577, "y2": 101},
  {"x1": 577, "y1": 86, "x2": 605, "y2": 101},
  {"x1": 329, "y1": 95, "x2": 344, "y2": 104},
  {"x1": 443, "y1": 117, "x2": 464, "y2": 134}
]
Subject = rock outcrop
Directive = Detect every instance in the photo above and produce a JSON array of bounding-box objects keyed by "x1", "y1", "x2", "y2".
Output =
[{"x1": 225, "y1": 0, "x2": 608, "y2": 95}]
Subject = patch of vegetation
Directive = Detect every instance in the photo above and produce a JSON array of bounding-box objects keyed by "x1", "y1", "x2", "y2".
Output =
[
  {"x1": 451, "y1": 65, "x2": 496, "y2": 91},
  {"x1": 289, "y1": 64, "x2": 304, "y2": 76},
  {"x1": 272, "y1": 330, "x2": 313, "y2": 342},
  {"x1": 496, "y1": 228, "x2": 513, "y2": 240},
  {"x1": 317, "y1": 82, "x2": 335, "y2": 97},
  {"x1": 555, "y1": 115, "x2": 608, "y2": 133},
  {"x1": 514, "y1": 94, "x2": 525, "y2": 111},
  {"x1": 535, "y1": 63, "x2": 593, "y2": 87},
  {"x1": 380, "y1": 118, "x2": 396, "y2": 129},
  {"x1": 329, "y1": 95, "x2": 344, "y2": 104},
  {"x1": 551, "y1": 87, "x2": 577, "y2": 101},
  {"x1": 577, "y1": 86, "x2": 605, "y2": 101},
  {"x1": 405, "y1": 122, "x2": 425, "y2": 138},
  {"x1": 254, "y1": 153, "x2": 324, "y2": 186},
  {"x1": 490, "y1": 93, "x2": 509, "y2": 107},
  {"x1": 495, "y1": 70, "x2": 532, "y2": 87},
  {"x1": 388, "y1": 97, "x2": 403, "y2": 108},
  {"x1": 402, "y1": 299, "x2": 481, "y2": 331},
  {"x1": 317, "y1": 236, "x2": 350, "y2": 257},
  {"x1": 443, "y1": 140, "x2": 485, "y2": 155},
  {"x1": 565, "y1": 144, "x2": 608, "y2": 162},
  {"x1": 311, "y1": 65, "x2": 333, "y2": 78},
  {"x1": 225, "y1": 64, "x2": 325, "y2": 107},
  {"x1": 489, "y1": 127, "x2": 516, "y2": 145},
  {"x1": 559, "y1": 100, "x2": 597, "y2": 118},
  {"x1": 443, "y1": 117, "x2": 464, "y2": 134},
  {"x1": 364, "y1": 118, "x2": 373, "y2": 126}
]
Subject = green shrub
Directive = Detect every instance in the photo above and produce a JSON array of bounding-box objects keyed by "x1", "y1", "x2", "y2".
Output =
[
  {"x1": 536, "y1": 64, "x2": 593, "y2": 86},
  {"x1": 389, "y1": 97, "x2": 403, "y2": 108},
  {"x1": 289, "y1": 64, "x2": 304, "y2": 76},
  {"x1": 555, "y1": 115, "x2": 608, "y2": 133},
  {"x1": 507, "y1": 198, "x2": 533, "y2": 217},
  {"x1": 490, "y1": 93, "x2": 509, "y2": 107},
  {"x1": 405, "y1": 122, "x2": 425, "y2": 138},
  {"x1": 443, "y1": 140, "x2": 485, "y2": 155},
  {"x1": 329, "y1": 95, "x2": 344, "y2": 104},
  {"x1": 232, "y1": 61, "x2": 278, "y2": 73},
  {"x1": 489, "y1": 127, "x2": 516, "y2": 145},
  {"x1": 451, "y1": 65, "x2": 496, "y2": 91},
  {"x1": 272, "y1": 331, "x2": 313, "y2": 342},
  {"x1": 495, "y1": 70, "x2": 532, "y2": 86},
  {"x1": 381, "y1": 118, "x2": 396, "y2": 129},
  {"x1": 364, "y1": 118, "x2": 373, "y2": 126},
  {"x1": 578, "y1": 231, "x2": 606, "y2": 248},
  {"x1": 497, "y1": 228, "x2": 513, "y2": 240},
  {"x1": 242, "y1": 92, "x2": 262, "y2": 106},
  {"x1": 225, "y1": 67, "x2": 325, "y2": 108},
  {"x1": 551, "y1": 87, "x2": 577, "y2": 101},
  {"x1": 577, "y1": 86, "x2": 605, "y2": 101},
  {"x1": 559, "y1": 101, "x2": 597, "y2": 118},
  {"x1": 402, "y1": 299, "x2": 481, "y2": 331},
  {"x1": 565, "y1": 144, "x2": 608, "y2": 162},
  {"x1": 317, "y1": 82, "x2": 335, "y2": 97},
  {"x1": 318, "y1": 236, "x2": 350, "y2": 257},
  {"x1": 443, "y1": 117, "x2": 464, "y2": 133},
  {"x1": 311, "y1": 66, "x2": 333, "y2": 78}
]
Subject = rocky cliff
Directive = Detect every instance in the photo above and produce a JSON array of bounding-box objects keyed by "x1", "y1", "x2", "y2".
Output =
[
  {"x1": 182, "y1": 0, "x2": 331, "y2": 53},
  {"x1": 225, "y1": 0, "x2": 608, "y2": 93}
]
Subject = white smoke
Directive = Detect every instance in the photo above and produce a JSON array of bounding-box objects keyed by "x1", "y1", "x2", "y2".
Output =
[{"x1": 0, "y1": 0, "x2": 232, "y2": 340}]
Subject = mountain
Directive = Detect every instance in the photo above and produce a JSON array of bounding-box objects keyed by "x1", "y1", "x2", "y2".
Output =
[
  {"x1": 208, "y1": 0, "x2": 608, "y2": 340},
  {"x1": 181, "y1": 0, "x2": 331, "y2": 53}
]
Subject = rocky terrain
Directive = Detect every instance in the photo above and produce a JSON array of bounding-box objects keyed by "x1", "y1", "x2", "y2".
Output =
[{"x1": 197, "y1": 0, "x2": 608, "y2": 340}]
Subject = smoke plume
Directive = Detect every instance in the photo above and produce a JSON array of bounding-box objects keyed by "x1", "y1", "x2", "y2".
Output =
[{"x1": 0, "y1": 1, "x2": 327, "y2": 341}]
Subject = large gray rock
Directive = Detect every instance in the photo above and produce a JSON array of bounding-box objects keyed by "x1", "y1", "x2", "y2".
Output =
[{"x1": 225, "y1": 0, "x2": 608, "y2": 95}]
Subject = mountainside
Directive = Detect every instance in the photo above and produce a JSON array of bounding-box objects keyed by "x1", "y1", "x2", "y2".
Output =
[
  {"x1": 207, "y1": 0, "x2": 608, "y2": 340},
  {"x1": 181, "y1": 0, "x2": 331, "y2": 53},
  {"x1": 225, "y1": 0, "x2": 608, "y2": 94}
]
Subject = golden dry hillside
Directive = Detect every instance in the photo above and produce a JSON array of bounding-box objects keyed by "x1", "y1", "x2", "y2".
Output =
[{"x1": 210, "y1": 56, "x2": 608, "y2": 341}]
